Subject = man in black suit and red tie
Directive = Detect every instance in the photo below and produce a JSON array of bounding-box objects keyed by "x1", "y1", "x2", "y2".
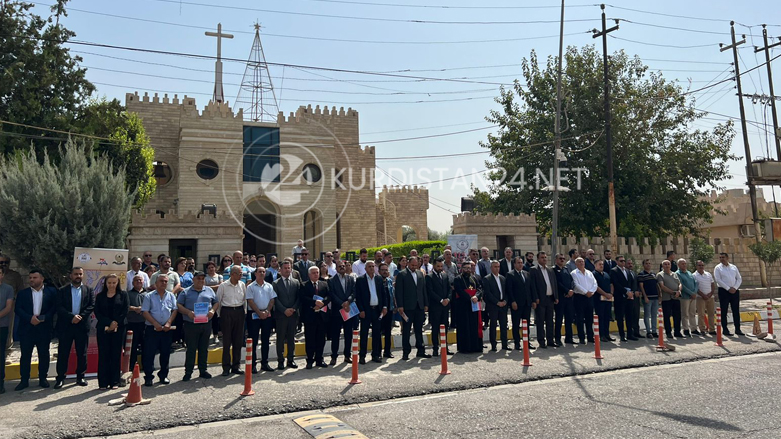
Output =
[
  {"x1": 299, "y1": 266, "x2": 330, "y2": 369},
  {"x1": 14, "y1": 269, "x2": 57, "y2": 391},
  {"x1": 54, "y1": 267, "x2": 95, "y2": 389},
  {"x1": 356, "y1": 261, "x2": 388, "y2": 363},
  {"x1": 327, "y1": 260, "x2": 357, "y2": 365},
  {"x1": 426, "y1": 257, "x2": 452, "y2": 356},
  {"x1": 298, "y1": 267, "x2": 331, "y2": 369}
]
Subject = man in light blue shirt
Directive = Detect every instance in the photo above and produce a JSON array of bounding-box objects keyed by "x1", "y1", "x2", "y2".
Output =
[
  {"x1": 224, "y1": 250, "x2": 253, "y2": 284},
  {"x1": 246, "y1": 267, "x2": 276, "y2": 373},
  {"x1": 177, "y1": 271, "x2": 218, "y2": 381},
  {"x1": 141, "y1": 274, "x2": 178, "y2": 387},
  {"x1": 676, "y1": 259, "x2": 697, "y2": 337}
]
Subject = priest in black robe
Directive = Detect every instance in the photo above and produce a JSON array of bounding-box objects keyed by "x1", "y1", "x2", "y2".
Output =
[{"x1": 452, "y1": 261, "x2": 483, "y2": 353}]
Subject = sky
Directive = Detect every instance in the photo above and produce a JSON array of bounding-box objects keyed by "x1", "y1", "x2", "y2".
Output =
[{"x1": 32, "y1": 0, "x2": 781, "y2": 233}]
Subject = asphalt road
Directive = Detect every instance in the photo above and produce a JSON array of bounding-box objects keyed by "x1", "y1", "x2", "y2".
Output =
[
  {"x1": 1, "y1": 326, "x2": 779, "y2": 439},
  {"x1": 97, "y1": 351, "x2": 781, "y2": 439}
]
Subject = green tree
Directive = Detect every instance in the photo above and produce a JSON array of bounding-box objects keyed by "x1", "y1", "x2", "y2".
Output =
[
  {"x1": 427, "y1": 227, "x2": 451, "y2": 242},
  {"x1": 0, "y1": 1, "x2": 94, "y2": 153},
  {"x1": 689, "y1": 237, "x2": 715, "y2": 266},
  {"x1": 749, "y1": 240, "x2": 781, "y2": 289},
  {"x1": 474, "y1": 46, "x2": 737, "y2": 238},
  {"x1": 402, "y1": 226, "x2": 417, "y2": 242},
  {"x1": 0, "y1": 2, "x2": 154, "y2": 207},
  {"x1": 0, "y1": 140, "x2": 134, "y2": 286},
  {"x1": 74, "y1": 98, "x2": 156, "y2": 207}
]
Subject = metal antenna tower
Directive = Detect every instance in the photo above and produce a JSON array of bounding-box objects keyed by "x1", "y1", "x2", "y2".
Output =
[{"x1": 234, "y1": 23, "x2": 279, "y2": 122}]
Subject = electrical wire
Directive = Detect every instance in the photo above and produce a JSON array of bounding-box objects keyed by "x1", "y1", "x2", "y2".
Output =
[{"x1": 144, "y1": 0, "x2": 602, "y2": 26}]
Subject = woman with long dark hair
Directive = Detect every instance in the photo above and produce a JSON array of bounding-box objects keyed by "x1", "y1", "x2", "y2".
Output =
[{"x1": 95, "y1": 274, "x2": 128, "y2": 389}]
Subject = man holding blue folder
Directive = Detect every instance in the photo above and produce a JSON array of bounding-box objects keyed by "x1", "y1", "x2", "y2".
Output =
[
  {"x1": 300, "y1": 266, "x2": 330, "y2": 369},
  {"x1": 177, "y1": 271, "x2": 218, "y2": 381}
]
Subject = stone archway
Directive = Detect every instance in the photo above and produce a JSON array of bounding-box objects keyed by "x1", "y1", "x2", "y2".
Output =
[
  {"x1": 303, "y1": 209, "x2": 323, "y2": 258},
  {"x1": 244, "y1": 197, "x2": 280, "y2": 257},
  {"x1": 397, "y1": 225, "x2": 418, "y2": 243}
]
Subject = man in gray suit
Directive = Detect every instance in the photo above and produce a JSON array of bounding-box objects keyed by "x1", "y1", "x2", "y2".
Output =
[
  {"x1": 273, "y1": 260, "x2": 300, "y2": 370},
  {"x1": 529, "y1": 252, "x2": 559, "y2": 348},
  {"x1": 395, "y1": 256, "x2": 430, "y2": 360}
]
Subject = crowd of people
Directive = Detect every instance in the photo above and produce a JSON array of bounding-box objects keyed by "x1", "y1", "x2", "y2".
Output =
[{"x1": 0, "y1": 243, "x2": 745, "y2": 394}]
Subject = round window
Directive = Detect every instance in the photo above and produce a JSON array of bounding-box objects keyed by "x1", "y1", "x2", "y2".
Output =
[
  {"x1": 153, "y1": 161, "x2": 173, "y2": 186},
  {"x1": 196, "y1": 159, "x2": 219, "y2": 180},
  {"x1": 302, "y1": 163, "x2": 322, "y2": 183}
]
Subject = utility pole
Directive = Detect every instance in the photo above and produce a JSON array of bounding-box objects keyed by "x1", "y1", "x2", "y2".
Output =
[
  {"x1": 755, "y1": 25, "x2": 781, "y2": 160},
  {"x1": 722, "y1": 21, "x2": 767, "y2": 287},
  {"x1": 551, "y1": 0, "x2": 565, "y2": 257},
  {"x1": 592, "y1": 4, "x2": 619, "y2": 252}
]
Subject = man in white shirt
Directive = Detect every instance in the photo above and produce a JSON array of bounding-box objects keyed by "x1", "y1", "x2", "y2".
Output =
[
  {"x1": 420, "y1": 254, "x2": 434, "y2": 275},
  {"x1": 324, "y1": 252, "x2": 337, "y2": 277},
  {"x1": 693, "y1": 260, "x2": 717, "y2": 335},
  {"x1": 352, "y1": 248, "x2": 368, "y2": 277},
  {"x1": 216, "y1": 266, "x2": 247, "y2": 375},
  {"x1": 292, "y1": 239, "x2": 305, "y2": 257},
  {"x1": 713, "y1": 253, "x2": 744, "y2": 336},
  {"x1": 442, "y1": 249, "x2": 458, "y2": 284},
  {"x1": 383, "y1": 252, "x2": 397, "y2": 275},
  {"x1": 127, "y1": 257, "x2": 150, "y2": 291},
  {"x1": 571, "y1": 258, "x2": 596, "y2": 344}
]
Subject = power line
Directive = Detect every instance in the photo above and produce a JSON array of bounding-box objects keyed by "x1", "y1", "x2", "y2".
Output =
[
  {"x1": 146, "y1": 0, "x2": 602, "y2": 25},
  {"x1": 74, "y1": 50, "x2": 521, "y2": 85},
  {"x1": 58, "y1": 4, "x2": 590, "y2": 46},
  {"x1": 299, "y1": 0, "x2": 594, "y2": 9},
  {"x1": 84, "y1": 66, "x2": 503, "y2": 96}
]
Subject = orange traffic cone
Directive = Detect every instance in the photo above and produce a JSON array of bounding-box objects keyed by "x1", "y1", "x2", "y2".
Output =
[
  {"x1": 109, "y1": 363, "x2": 150, "y2": 406},
  {"x1": 125, "y1": 364, "x2": 146, "y2": 406}
]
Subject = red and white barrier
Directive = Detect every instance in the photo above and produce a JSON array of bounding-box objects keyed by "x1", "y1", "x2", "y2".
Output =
[
  {"x1": 439, "y1": 324, "x2": 450, "y2": 375},
  {"x1": 121, "y1": 330, "x2": 133, "y2": 375},
  {"x1": 522, "y1": 319, "x2": 532, "y2": 367},
  {"x1": 240, "y1": 338, "x2": 254, "y2": 396},
  {"x1": 349, "y1": 330, "x2": 361, "y2": 384},
  {"x1": 715, "y1": 307, "x2": 723, "y2": 347},
  {"x1": 656, "y1": 307, "x2": 665, "y2": 350},
  {"x1": 593, "y1": 315, "x2": 604, "y2": 359}
]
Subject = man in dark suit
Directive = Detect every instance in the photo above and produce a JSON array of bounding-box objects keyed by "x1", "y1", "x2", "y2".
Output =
[
  {"x1": 523, "y1": 252, "x2": 536, "y2": 272},
  {"x1": 395, "y1": 256, "x2": 430, "y2": 360},
  {"x1": 529, "y1": 252, "x2": 558, "y2": 348},
  {"x1": 294, "y1": 249, "x2": 314, "y2": 281},
  {"x1": 611, "y1": 255, "x2": 638, "y2": 341},
  {"x1": 499, "y1": 247, "x2": 514, "y2": 277},
  {"x1": 507, "y1": 257, "x2": 537, "y2": 350},
  {"x1": 300, "y1": 265, "x2": 330, "y2": 369},
  {"x1": 327, "y1": 259, "x2": 357, "y2": 365},
  {"x1": 426, "y1": 257, "x2": 452, "y2": 356},
  {"x1": 603, "y1": 249, "x2": 618, "y2": 271},
  {"x1": 273, "y1": 260, "x2": 300, "y2": 370},
  {"x1": 356, "y1": 261, "x2": 387, "y2": 363},
  {"x1": 14, "y1": 269, "x2": 57, "y2": 390},
  {"x1": 483, "y1": 261, "x2": 509, "y2": 351},
  {"x1": 54, "y1": 267, "x2": 95, "y2": 389},
  {"x1": 554, "y1": 254, "x2": 576, "y2": 345}
]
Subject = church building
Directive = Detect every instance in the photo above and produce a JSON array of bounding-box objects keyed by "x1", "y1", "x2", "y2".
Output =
[{"x1": 124, "y1": 25, "x2": 429, "y2": 263}]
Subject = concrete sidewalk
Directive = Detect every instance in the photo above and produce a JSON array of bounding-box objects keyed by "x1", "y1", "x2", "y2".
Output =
[{"x1": 0, "y1": 321, "x2": 779, "y2": 439}]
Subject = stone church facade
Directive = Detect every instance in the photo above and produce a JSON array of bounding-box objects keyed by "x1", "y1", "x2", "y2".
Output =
[{"x1": 125, "y1": 92, "x2": 428, "y2": 263}]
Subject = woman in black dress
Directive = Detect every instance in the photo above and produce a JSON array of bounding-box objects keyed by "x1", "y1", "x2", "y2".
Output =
[{"x1": 95, "y1": 273, "x2": 128, "y2": 389}]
